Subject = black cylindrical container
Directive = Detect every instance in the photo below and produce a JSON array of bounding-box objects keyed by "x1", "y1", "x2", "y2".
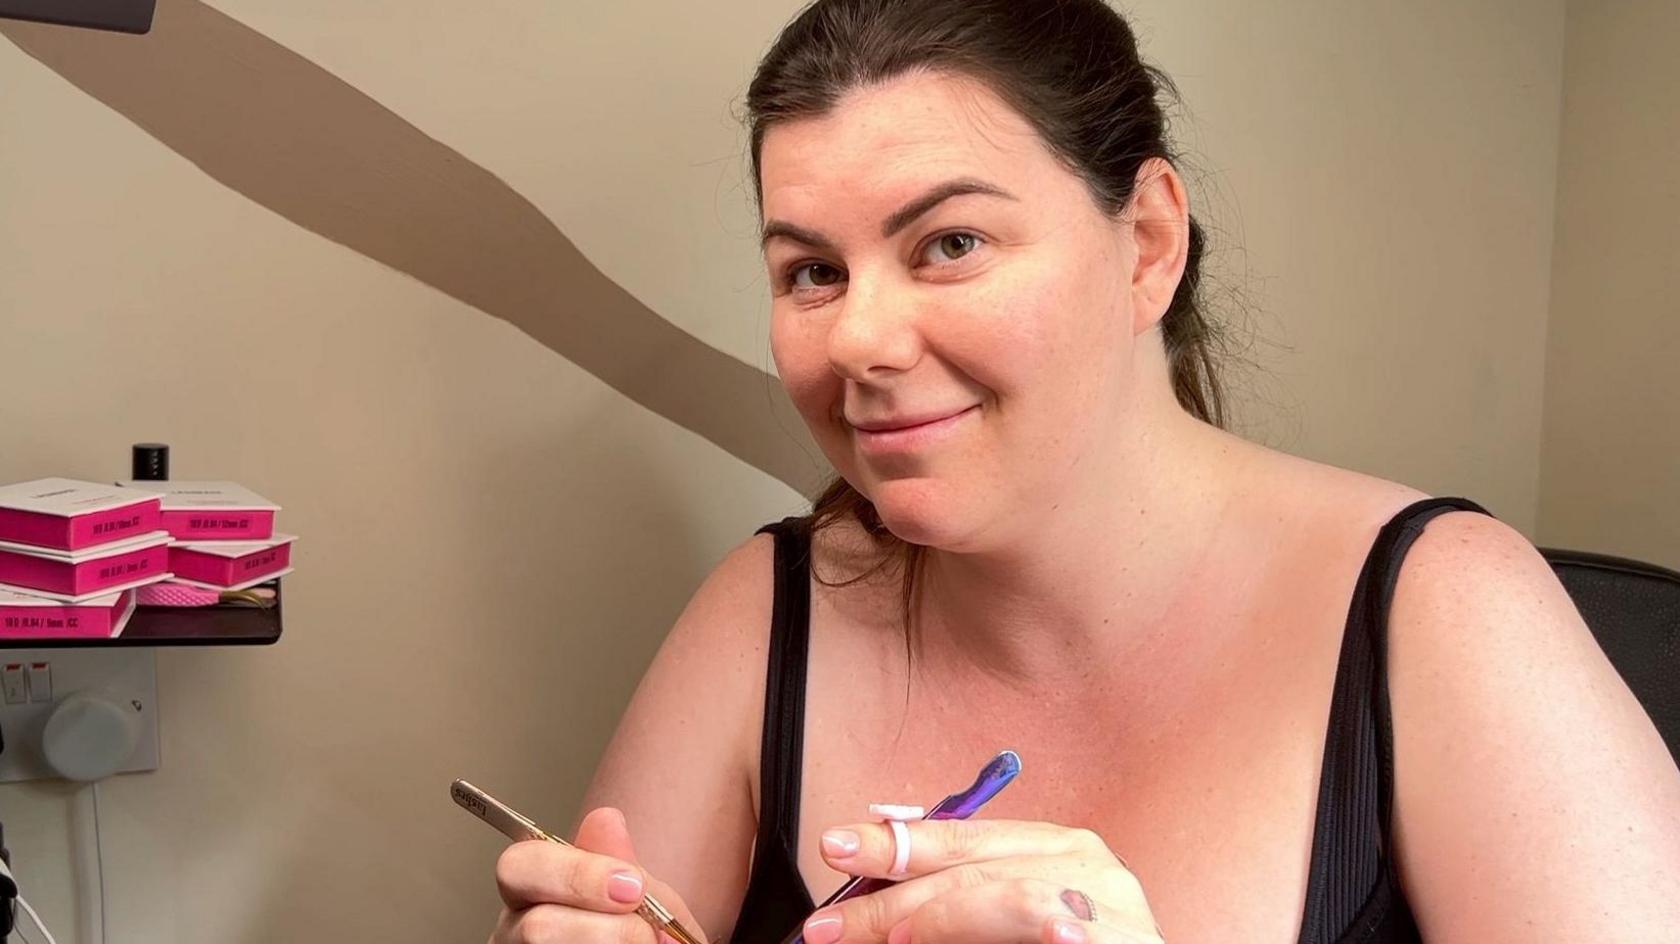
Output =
[{"x1": 132, "y1": 443, "x2": 169, "y2": 481}]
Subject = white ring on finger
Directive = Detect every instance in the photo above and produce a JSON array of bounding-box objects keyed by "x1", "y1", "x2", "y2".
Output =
[
  {"x1": 887, "y1": 818, "x2": 911, "y2": 877},
  {"x1": 867, "y1": 803, "x2": 925, "y2": 878}
]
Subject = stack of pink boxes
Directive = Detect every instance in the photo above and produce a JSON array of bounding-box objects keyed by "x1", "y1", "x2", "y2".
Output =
[
  {"x1": 118, "y1": 481, "x2": 294, "y2": 595},
  {"x1": 0, "y1": 478, "x2": 296, "y2": 641},
  {"x1": 0, "y1": 478, "x2": 173, "y2": 639}
]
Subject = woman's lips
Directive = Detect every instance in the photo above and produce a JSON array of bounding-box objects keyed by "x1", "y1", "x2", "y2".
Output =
[{"x1": 850, "y1": 405, "x2": 978, "y2": 454}]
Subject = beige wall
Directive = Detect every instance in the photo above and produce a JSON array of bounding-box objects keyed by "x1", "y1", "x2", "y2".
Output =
[
  {"x1": 1537, "y1": 0, "x2": 1680, "y2": 569},
  {"x1": 0, "y1": 1, "x2": 1572, "y2": 942},
  {"x1": 1133, "y1": 1, "x2": 1564, "y2": 530}
]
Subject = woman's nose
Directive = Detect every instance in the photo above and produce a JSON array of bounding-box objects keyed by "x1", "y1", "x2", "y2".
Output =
[{"x1": 826, "y1": 274, "x2": 921, "y2": 381}]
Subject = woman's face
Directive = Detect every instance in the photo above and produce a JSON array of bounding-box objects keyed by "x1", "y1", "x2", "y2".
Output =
[{"x1": 759, "y1": 71, "x2": 1157, "y2": 549}]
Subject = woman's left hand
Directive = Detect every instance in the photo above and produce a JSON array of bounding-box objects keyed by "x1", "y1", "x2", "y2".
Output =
[{"x1": 800, "y1": 819, "x2": 1166, "y2": 944}]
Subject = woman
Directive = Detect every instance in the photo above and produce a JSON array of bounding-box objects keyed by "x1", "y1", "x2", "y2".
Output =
[{"x1": 489, "y1": 1, "x2": 1680, "y2": 941}]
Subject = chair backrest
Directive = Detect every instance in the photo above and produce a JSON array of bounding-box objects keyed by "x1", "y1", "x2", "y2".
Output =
[{"x1": 1541, "y1": 548, "x2": 1680, "y2": 762}]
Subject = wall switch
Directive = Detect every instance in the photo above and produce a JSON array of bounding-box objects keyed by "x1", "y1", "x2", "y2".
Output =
[
  {"x1": 1, "y1": 663, "x2": 25, "y2": 705},
  {"x1": 0, "y1": 649, "x2": 159, "y2": 783},
  {"x1": 26, "y1": 662, "x2": 51, "y2": 702}
]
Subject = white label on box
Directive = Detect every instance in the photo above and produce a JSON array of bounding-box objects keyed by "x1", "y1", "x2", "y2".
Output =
[
  {"x1": 169, "y1": 567, "x2": 293, "y2": 593},
  {"x1": 171, "y1": 533, "x2": 296, "y2": 558},
  {"x1": 0, "y1": 586, "x2": 124, "y2": 607},
  {"x1": 0, "y1": 478, "x2": 162, "y2": 517},
  {"x1": 116, "y1": 480, "x2": 280, "y2": 512}
]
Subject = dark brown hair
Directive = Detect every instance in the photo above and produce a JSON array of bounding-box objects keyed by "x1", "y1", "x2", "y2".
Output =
[{"x1": 746, "y1": 0, "x2": 1228, "y2": 628}]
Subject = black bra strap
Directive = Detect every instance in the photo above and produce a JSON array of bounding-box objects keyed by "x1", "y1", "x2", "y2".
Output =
[
  {"x1": 752, "y1": 517, "x2": 813, "y2": 860},
  {"x1": 1297, "y1": 496, "x2": 1491, "y2": 944},
  {"x1": 1363, "y1": 497, "x2": 1490, "y2": 838}
]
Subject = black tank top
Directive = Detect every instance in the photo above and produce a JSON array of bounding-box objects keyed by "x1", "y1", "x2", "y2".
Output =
[{"x1": 731, "y1": 497, "x2": 1490, "y2": 944}]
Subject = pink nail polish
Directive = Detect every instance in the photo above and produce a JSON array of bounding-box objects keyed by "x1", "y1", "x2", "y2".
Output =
[
  {"x1": 606, "y1": 870, "x2": 644, "y2": 904},
  {"x1": 804, "y1": 913, "x2": 844, "y2": 944},
  {"x1": 821, "y1": 829, "x2": 861, "y2": 857},
  {"x1": 1051, "y1": 919, "x2": 1088, "y2": 944}
]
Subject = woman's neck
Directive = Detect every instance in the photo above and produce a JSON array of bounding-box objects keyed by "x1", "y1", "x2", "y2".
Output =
[{"x1": 912, "y1": 398, "x2": 1259, "y2": 689}]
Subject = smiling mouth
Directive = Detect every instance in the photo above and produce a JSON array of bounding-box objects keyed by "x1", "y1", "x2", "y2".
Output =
[
  {"x1": 847, "y1": 405, "x2": 979, "y2": 451},
  {"x1": 850, "y1": 408, "x2": 970, "y2": 433}
]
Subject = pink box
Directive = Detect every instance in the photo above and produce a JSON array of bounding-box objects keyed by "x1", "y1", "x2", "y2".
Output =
[
  {"x1": 169, "y1": 534, "x2": 295, "y2": 590},
  {"x1": 0, "y1": 531, "x2": 174, "y2": 601},
  {"x1": 118, "y1": 480, "x2": 280, "y2": 541},
  {"x1": 0, "y1": 478, "x2": 163, "y2": 551},
  {"x1": 0, "y1": 587, "x2": 137, "y2": 640}
]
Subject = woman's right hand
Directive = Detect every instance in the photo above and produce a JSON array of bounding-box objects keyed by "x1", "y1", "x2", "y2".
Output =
[{"x1": 489, "y1": 806, "x2": 709, "y2": 944}]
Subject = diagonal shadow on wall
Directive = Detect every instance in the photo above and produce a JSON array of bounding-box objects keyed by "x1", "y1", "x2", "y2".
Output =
[{"x1": 0, "y1": 0, "x2": 826, "y2": 495}]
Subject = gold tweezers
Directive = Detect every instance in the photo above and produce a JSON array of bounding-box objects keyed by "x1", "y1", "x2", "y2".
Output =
[{"x1": 451, "y1": 779, "x2": 704, "y2": 944}]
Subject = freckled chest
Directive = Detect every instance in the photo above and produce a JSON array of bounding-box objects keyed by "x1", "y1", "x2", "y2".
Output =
[{"x1": 789, "y1": 544, "x2": 1364, "y2": 940}]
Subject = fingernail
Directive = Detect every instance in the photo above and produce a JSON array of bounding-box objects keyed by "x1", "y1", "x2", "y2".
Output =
[
  {"x1": 821, "y1": 829, "x2": 861, "y2": 858},
  {"x1": 887, "y1": 920, "x2": 913, "y2": 944},
  {"x1": 606, "y1": 870, "x2": 644, "y2": 903},
  {"x1": 803, "y1": 912, "x2": 844, "y2": 944},
  {"x1": 1050, "y1": 919, "x2": 1088, "y2": 944}
]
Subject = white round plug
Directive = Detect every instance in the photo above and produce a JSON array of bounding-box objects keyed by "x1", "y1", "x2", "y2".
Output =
[{"x1": 41, "y1": 691, "x2": 142, "y2": 782}]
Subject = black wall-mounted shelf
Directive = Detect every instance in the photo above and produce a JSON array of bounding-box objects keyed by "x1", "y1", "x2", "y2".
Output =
[{"x1": 0, "y1": 580, "x2": 284, "y2": 649}]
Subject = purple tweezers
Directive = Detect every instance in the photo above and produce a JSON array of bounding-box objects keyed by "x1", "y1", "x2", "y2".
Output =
[{"x1": 779, "y1": 750, "x2": 1023, "y2": 944}]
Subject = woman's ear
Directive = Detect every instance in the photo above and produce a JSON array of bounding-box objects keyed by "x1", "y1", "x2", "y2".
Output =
[{"x1": 1125, "y1": 158, "x2": 1191, "y2": 335}]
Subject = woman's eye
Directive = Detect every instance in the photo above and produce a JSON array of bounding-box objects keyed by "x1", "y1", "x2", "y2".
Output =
[
  {"x1": 921, "y1": 232, "x2": 982, "y2": 265},
  {"x1": 790, "y1": 262, "x2": 845, "y2": 290}
]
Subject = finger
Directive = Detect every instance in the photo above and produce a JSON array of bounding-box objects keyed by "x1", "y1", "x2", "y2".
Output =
[
  {"x1": 493, "y1": 839, "x2": 647, "y2": 914},
  {"x1": 576, "y1": 806, "x2": 640, "y2": 862},
  {"x1": 802, "y1": 855, "x2": 1094, "y2": 944},
  {"x1": 493, "y1": 903, "x2": 663, "y2": 944},
  {"x1": 1041, "y1": 888, "x2": 1163, "y2": 944},
  {"x1": 819, "y1": 819, "x2": 1107, "y2": 879},
  {"x1": 893, "y1": 880, "x2": 1159, "y2": 944},
  {"x1": 574, "y1": 807, "x2": 709, "y2": 942},
  {"x1": 1042, "y1": 917, "x2": 1165, "y2": 944}
]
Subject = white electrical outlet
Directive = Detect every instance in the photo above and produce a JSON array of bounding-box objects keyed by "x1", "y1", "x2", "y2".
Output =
[{"x1": 0, "y1": 648, "x2": 159, "y2": 783}]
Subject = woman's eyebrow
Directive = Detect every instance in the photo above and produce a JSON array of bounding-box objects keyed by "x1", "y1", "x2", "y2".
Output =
[
  {"x1": 760, "y1": 176, "x2": 1016, "y2": 251},
  {"x1": 881, "y1": 177, "x2": 1015, "y2": 238},
  {"x1": 760, "y1": 220, "x2": 836, "y2": 253}
]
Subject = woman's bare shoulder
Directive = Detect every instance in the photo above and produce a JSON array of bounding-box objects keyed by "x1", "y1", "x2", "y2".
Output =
[
  {"x1": 588, "y1": 528, "x2": 778, "y2": 751},
  {"x1": 1228, "y1": 441, "x2": 1433, "y2": 540},
  {"x1": 579, "y1": 527, "x2": 783, "y2": 935},
  {"x1": 1380, "y1": 499, "x2": 1680, "y2": 936}
]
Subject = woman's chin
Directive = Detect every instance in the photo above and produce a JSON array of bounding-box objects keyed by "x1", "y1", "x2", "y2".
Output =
[{"x1": 866, "y1": 478, "x2": 979, "y2": 548}]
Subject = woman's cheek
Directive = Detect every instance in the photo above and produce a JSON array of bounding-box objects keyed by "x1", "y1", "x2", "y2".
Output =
[
  {"x1": 772, "y1": 356, "x2": 847, "y2": 455},
  {"x1": 771, "y1": 316, "x2": 826, "y2": 399},
  {"x1": 942, "y1": 287, "x2": 1055, "y2": 395},
  {"x1": 783, "y1": 368, "x2": 838, "y2": 430}
]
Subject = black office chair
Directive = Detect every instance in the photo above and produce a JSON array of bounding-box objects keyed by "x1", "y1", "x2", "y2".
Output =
[{"x1": 1541, "y1": 548, "x2": 1680, "y2": 761}]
